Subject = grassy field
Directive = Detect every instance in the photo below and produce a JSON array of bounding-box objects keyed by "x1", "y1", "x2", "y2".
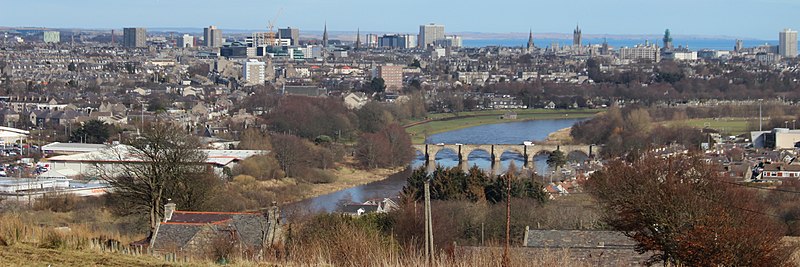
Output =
[
  {"x1": 405, "y1": 109, "x2": 602, "y2": 144},
  {"x1": 661, "y1": 117, "x2": 754, "y2": 136},
  {"x1": 0, "y1": 244, "x2": 186, "y2": 267}
]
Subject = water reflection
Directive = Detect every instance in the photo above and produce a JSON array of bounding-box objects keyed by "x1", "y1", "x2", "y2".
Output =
[{"x1": 292, "y1": 118, "x2": 588, "y2": 212}]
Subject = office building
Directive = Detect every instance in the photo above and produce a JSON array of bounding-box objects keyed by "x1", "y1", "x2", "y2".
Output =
[
  {"x1": 378, "y1": 34, "x2": 417, "y2": 49},
  {"x1": 419, "y1": 23, "x2": 445, "y2": 48},
  {"x1": 204, "y1": 26, "x2": 223, "y2": 47},
  {"x1": 434, "y1": 35, "x2": 462, "y2": 48},
  {"x1": 279, "y1": 27, "x2": 300, "y2": 46},
  {"x1": 619, "y1": 43, "x2": 660, "y2": 62},
  {"x1": 220, "y1": 42, "x2": 249, "y2": 58},
  {"x1": 243, "y1": 59, "x2": 267, "y2": 85},
  {"x1": 123, "y1": 28, "x2": 147, "y2": 48},
  {"x1": 573, "y1": 25, "x2": 582, "y2": 46},
  {"x1": 43, "y1": 31, "x2": 60, "y2": 43},
  {"x1": 752, "y1": 128, "x2": 800, "y2": 149},
  {"x1": 178, "y1": 34, "x2": 194, "y2": 48},
  {"x1": 779, "y1": 28, "x2": 797, "y2": 58},
  {"x1": 377, "y1": 65, "x2": 404, "y2": 92},
  {"x1": 663, "y1": 51, "x2": 697, "y2": 61},
  {"x1": 366, "y1": 34, "x2": 379, "y2": 48}
]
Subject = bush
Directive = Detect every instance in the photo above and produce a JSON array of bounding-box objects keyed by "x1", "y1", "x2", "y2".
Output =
[
  {"x1": 298, "y1": 168, "x2": 337, "y2": 184},
  {"x1": 39, "y1": 229, "x2": 66, "y2": 249}
]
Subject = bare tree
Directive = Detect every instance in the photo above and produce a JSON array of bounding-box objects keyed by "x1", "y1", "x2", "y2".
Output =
[{"x1": 96, "y1": 123, "x2": 209, "y2": 236}]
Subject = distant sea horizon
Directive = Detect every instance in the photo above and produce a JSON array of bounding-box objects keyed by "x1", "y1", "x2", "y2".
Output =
[{"x1": 463, "y1": 38, "x2": 782, "y2": 51}]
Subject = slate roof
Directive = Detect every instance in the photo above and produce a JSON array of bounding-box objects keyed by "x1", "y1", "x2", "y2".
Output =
[
  {"x1": 524, "y1": 230, "x2": 637, "y2": 249},
  {"x1": 152, "y1": 210, "x2": 276, "y2": 253},
  {"x1": 151, "y1": 224, "x2": 203, "y2": 251}
]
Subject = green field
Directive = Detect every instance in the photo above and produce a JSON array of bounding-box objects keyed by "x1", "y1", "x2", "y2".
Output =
[
  {"x1": 661, "y1": 117, "x2": 754, "y2": 136},
  {"x1": 405, "y1": 109, "x2": 602, "y2": 144}
]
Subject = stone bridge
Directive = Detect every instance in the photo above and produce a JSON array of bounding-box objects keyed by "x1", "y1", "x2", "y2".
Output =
[{"x1": 412, "y1": 143, "x2": 597, "y2": 166}]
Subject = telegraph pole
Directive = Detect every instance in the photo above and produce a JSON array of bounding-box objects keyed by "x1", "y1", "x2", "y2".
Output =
[
  {"x1": 424, "y1": 180, "x2": 434, "y2": 264},
  {"x1": 502, "y1": 172, "x2": 512, "y2": 267},
  {"x1": 758, "y1": 99, "x2": 763, "y2": 131}
]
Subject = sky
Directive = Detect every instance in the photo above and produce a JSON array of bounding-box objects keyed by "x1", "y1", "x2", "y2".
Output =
[{"x1": 1, "y1": 0, "x2": 798, "y2": 40}]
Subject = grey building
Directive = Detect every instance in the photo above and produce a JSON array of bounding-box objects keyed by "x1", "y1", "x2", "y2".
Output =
[
  {"x1": 278, "y1": 27, "x2": 300, "y2": 46},
  {"x1": 123, "y1": 28, "x2": 146, "y2": 48},
  {"x1": 779, "y1": 28, "x2": 797, "y2": 58},
  {"x1": 204, "y1": 25, "x2": 222, "y2": 47},
  {"x1": 418, "y1": 23, "x2": 445, "y2": 48}
]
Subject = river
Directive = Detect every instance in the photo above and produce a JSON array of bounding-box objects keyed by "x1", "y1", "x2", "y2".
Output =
[{"x1": 286, "y1": 118, "x2": 586, "y2": 213}]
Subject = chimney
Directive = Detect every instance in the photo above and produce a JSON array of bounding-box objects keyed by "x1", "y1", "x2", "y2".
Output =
[{"x1": 164, "y1": 203, "x2": 176, "y2": 222}]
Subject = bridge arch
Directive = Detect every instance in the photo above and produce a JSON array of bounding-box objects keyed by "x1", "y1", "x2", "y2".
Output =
[{"x1": 412, "y1": 143, "x2": 598, "y2": 166}]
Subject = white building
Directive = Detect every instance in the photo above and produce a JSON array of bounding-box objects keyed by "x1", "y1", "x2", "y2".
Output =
[
  {"x1": 43, "y1": 31, "x2": 60, "y2": 43},
  {"x1": 178, "y1": 34, "x2": 194, "y2": 48},
  {"x1": 779, "y1": 28, "x2": 798, "y2": 58},
  {"x1": 45, "y1": 145, "x2": 267, "y2": 178},
  {"x1": 663, "y1": 51, "x2": 697, "y2": 61},
  {"x1": 242, "y1": 59, "x2": 267, "y2": 85},
  {"x1": 0, "y1": 126, "x2": 29, "y2": 145},
  {"x1": 619, "y1": 43, "x2": 661, "y2": 62},
  {"x1": 419, "y1": 23, "x2": 445, "y2": 48}
]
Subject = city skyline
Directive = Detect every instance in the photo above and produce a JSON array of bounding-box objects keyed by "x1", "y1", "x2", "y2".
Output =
[{"x1": 1, "y1": 0, "x2": 798, "y2": 40}]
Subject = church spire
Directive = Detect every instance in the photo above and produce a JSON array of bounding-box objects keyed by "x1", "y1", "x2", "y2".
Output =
[
  {"x1": 322, "y1": 22, "x2": 329, "y2": 47},
  {"x1": 527, "y1": 28, "x2": 535, "y2": 51},
  {"x1": 355, "y1": 28, "x2": 361, "y2": 50}
]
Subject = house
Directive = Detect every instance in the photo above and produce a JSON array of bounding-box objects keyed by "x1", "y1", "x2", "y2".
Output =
[
  {"x1": 499, "y1": 111, "x2": 517, "y2": 120},
  {"x1": 340, "y1": 198, "x2": 398, "y2": 216},
  {"x1": 0, "y1": 109, "x2": 20, "y2": 127},
  {"x1": 149, "y1": 203, "x2": 283, "y2": 257},
  {"x1": 522, "y1": 229, "x2": 651, "y2": 266},
  {"x1": 343, "y1": 92, "x2": 369, "y2": 110},
  {"x1": 761, "y1": 163, "x2": 800, "y2": 179}
]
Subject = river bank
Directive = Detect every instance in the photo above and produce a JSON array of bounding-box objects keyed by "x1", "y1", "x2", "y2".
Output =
[
  {"x1": 268, "y1": 159, "x2": 406, "y2": 205},
  {"x1": 405, "y1": 109, "x2": 601, "y2": 144},
  {"x1": 545, "y1": 127, "x2": 574, "y2": 143}
]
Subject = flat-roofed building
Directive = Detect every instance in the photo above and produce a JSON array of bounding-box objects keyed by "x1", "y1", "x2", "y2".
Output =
[
  {"x1": 780, "y1": 28, "x2": 798, "y2": 58},
  {"x1": 204, "y1": 25, "x2": 223, "y2": 48},
  {"x1": 619, "y1": 43, "x2": 660, "y2": 62},
  {"x1": 43, "y1": 31, "x2": 60, "y2": 43},
  {"x1": 242, "y1": 59, "x2": 267, "y2": 85},
  {"x1": 123, "y1": 27, "x2": 147, "y2": 48},
  {"x1": 419, "y1": 23, "x2": 445, "y2": 48},
  {"x1": 377, "y1": 65, "x2": 404, "y2": 92},
  {"x1": 178, "y1": 34, "x2": 194, "y2": 48},
  {"x1": 278, "y1": 27, "x2": 300, "y2": 46}
]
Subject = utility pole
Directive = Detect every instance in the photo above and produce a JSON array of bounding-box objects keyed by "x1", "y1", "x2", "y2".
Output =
[
  {"x1": 424, "y1": 180, "x2": 434, "y2": 264},
  {"x1": 502, "y1": 172, "x2": 512, "y2": 267},
  {"x1": 758, "y1": 99, "x2": 763, "y2": 131}
]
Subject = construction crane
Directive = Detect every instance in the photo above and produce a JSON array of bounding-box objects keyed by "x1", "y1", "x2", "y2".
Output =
[{"x1": 265, "y1": 8, "x2": 283, "y2": 47}]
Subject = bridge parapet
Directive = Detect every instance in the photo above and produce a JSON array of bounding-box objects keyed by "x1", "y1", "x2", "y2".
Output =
[{"x1": 412, "y1": 143, "x2": 597, "y2": 166}]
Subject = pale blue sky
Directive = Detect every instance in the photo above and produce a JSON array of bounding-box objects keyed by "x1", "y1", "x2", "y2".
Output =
[{"x1": 1, "y1": 0, "x2": 797, "y2": 39}]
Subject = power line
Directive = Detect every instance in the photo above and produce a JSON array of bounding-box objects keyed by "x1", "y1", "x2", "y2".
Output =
[{"x1": 710, "y1": 178, "x2": 800, "y2": 195}]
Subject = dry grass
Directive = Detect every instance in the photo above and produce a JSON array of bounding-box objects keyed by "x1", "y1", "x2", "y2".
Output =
[
  {"x1": 0, "y1": 243, "x2": 186, "y2": 267},
  {"x1": 0, "y1": 212, "x2": 179, "y2": 266},
  {"x1": 544, "y1": 127, "x2": 574, "y2": 143}
]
